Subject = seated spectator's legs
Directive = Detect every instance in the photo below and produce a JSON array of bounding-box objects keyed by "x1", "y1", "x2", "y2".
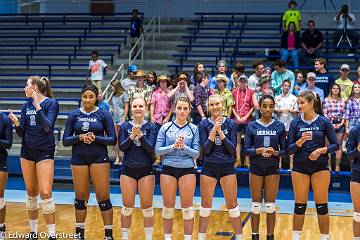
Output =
[
  {"x1": 290, "y1": 49, "x2": 299, "y2": 68},
  {"x1": 280, "y1": 48, "x2": 290, "y2": 64},
  {"x1": 313, "y1": 48, "x2": 323, "y2": 58},
  {"x1": 299, "y1": 48, "x2": 312, "y2": 67}
]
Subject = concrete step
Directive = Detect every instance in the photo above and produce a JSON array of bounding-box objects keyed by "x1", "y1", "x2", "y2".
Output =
[
  {"x1": 0, "y1": 87, "x2": 81, "y2": 98},
  {"x1": 0, "y1": 100, "x2": 79, "y2": 112}
]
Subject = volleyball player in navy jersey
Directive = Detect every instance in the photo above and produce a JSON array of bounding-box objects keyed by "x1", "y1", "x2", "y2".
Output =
[
  {"x1": 62, "y1": 84, "x2": 116, "y2": 240},
  {"x1": 288, "y1": 90, "x2": 339, "y2": 240},
  {"x1": 347, "y1": 126, "x2": 360, "y2": 240},
  {"x1": 244, "y1": 95, "x2": 286, "y2": 240},
  {"x1": 155, "y1": 97, "x2": 200, "y2": 240},
  {"x1": 198, "y1": 94, "x2": 243, "y2": 240},
  {"x1": 8, "y1": 76, "x2": 59, "y2": 240},
  {"x1": 0, "y1": 112, "x2": 12, "y2": 239},
  {"x1": 119, "y1": 97, "x2": 157, "y2": 240}
]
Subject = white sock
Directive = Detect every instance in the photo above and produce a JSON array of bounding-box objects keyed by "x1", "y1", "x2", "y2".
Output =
[
  {"x1": 164, "y1": 233, "x2": 172, "y2": 240},
  {"x1": 104, "y1": 225, "x2": 113, "y2": 230},
  {"x1": 235, "y1": 234, "x2": 244, "y2": 240},
  {"x1": 29, "y1": 219, "x2": 38, "y2": 233},
  {"x1": 47, "y1": 224, "x2": 56, "y2": 237},
  {"x1": 76, "y1": 222, "x2": 85, "y2": 229},
  {"x1": 144, "y1": 227, "x2": 153, "y2": 240},
  {"x1": 121, "y1": 228, "x2": 129, "y2": 240},
  {"x1": 184, "y1": 234, "x2": 192, "y2": 240},
  {"x1": 0, "y1": 224, "x2": 4, "y2": 228},
  {"x1": 198, "y1": 232, "x2": 206, "y2": 240},
  {"x1": 320, "y1": 234, "x2": 329, "y2": 240},
  {"x1": 354, "y1": 237, "x2": 360, "y2": 240},
  {"x1": 292, "y1": 231, "x2": 301, "y2": 240}
]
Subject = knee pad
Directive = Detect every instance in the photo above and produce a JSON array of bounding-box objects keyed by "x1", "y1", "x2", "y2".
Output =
[
  {"x1": 265, "y1": 202, "x2": 276, "y2": 214},
  {"x1": 294, "y1": 203, "x2": 307, "y2": 215},
  {"x1": 199, "y1": 206, "x2": 211, "y2": 217},
  {"x1": 98, "y1": 199, "x2": 112, "y2": 212},
  {"x1": 251, "y1": 202, "x2": 262, "y2": 215},
  {"x1": 228, "y1": 206, "x2": 240, "y2": 218},
  {"x1": 26, "y1": 195, "x2": 39, "y2": 210},
  {"x1": 0, "y1": 198, "x2": 5, "y2": 210},
  {"x1": 142, "y1": 207, "x2": 154, "y2": 218},
  {"x1": 162, "y1": 207, "x2": 174, "y2": 219},
  {"x1": 121, "y1": 206, "x2": 133, "y2": 216},
  {"x1": 182, "y1": 206, "x2": 194, "y2": 220},
  {"x1": 315, "y1": 203, "x2": 328, "y2": 215},
  {"x1": 74, "y1": 199, "x2": 88, "y2": 210},
  {"x1": 42, "y1": 198, "x2": 55, "y2": 214},
  {"x1": 354, "y1": 212, "x2": 360, "y2": 223}
]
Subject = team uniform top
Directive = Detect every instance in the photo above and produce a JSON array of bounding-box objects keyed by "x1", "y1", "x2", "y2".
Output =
[
  {"x1": 119, "y1": 120, "x2": 157, "y2": 168},
  {"x1": 288, "y1": 114, "x2": 339, "y2": 163},
  {"x1": 62, "y1": 107, "x2": 116, "y2": 155},
  {"x1": 244, "y1": 119, "x2": 287, "y2": 167},
  {"x1": 199, "y1": 117, "x2": 236, "y2": 164},
  {"x1": 347, "y1": 126, "x2": 360, "y2": 172},
  {"x1": 0, "y1": 113, "x2": 13, "y2": 161},
  {"x1": 16, "y1": 98, "x2": 59, "y2": 151},
  {"x1": 155, "y1": 121, "x2": 200, "y2": 168}
]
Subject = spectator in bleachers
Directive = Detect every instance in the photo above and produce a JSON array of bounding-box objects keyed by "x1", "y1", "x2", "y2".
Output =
[
  {"x1": 323, "y1": 83, "x2": 346, "y2": 172},
  {"x1": 232, "y1": 74, "x2": 254, "y2": 168},
  {"x1": 146, "y1": 71, "x2": 158, "y2": 90},
  {"x1": 127, "y1": 70, "x2": 153, "y2": 104},
  {"x1": 248, "y1": 61, "x2": 264, "y2": 91},
  {"x1": 263, "y1": 67, "x2": 272, "y2": 80},
  {"x1": 150, "y1": 75, "x2": 172, "y2": 130},
  {"x1": 294, "y1": 71, "x2": 306, "y2": 96},
  {"x1": 168, "y1": 73, "x2": 195, "y2": 112},
  {"x1": 333, "y1": 4, "x2": 358, "y2": 52},
  {"x1": 214, "y1": 74, "x2": 234, "y2": 118},
  {"x1": 130, "y1": 9, "x2": 143, "y2": 58},
  {"x1": 230, "y1": 62, "x2": 245, "y2": 90},
  {"x1": 271, "y1": 60, "x2": 295, "y2": 95},
  {"x1": 86, "y1": 51, "x2": 117, "y2": 90},
  {"x1": 299, "y1": 20, "x2": 324, "y2": 67},
  {"x1": 209, "y1": 60, "x2": 234, "y2": 91},
  {"x1": 336, "y1": 64, "x2": 354, "y2": 101},
  {"x1": 97, "y1": 88, "x2": 110, "y2": 112},
  {"x1": 280, "y1": 22, "x2": 301, "y2": 69},
  {"x1": 345, "y1": 83, "x2": 360, "y2": 137},
  {"x1": 275, "y1": 80, "x2": 298, "y2": 132},
  {"x1": 193, "y1": 73, "x2": 209, "y2": 125},
  {"x1": 190, "y1": 63, "x2": 209, "y2": 86},
  {"x1": 354, "y1": 66, "x2": 360, "y2": 85},
  {"x1": 252, "y1": 77, "x2": 274, "y2": 120},
  {"x1": 121, "y1": 64, "x2": 138, "y2": 91},
  {"x1": 299, "y1": 72, "x2": 324, "y2": 101},
  {"x1": 109, "y1": 80, "x2": 129, "y2": 165},
  {"x1": 282, "y1": 0, "x2": 301, "y2": 32},
  {"x1": 314, "y1": 58, "x2": 335, "y2": 97}
]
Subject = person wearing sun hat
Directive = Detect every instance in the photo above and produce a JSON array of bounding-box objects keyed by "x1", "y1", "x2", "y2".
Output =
[
  {"x1": 214, "y1": 74, "x2": 234, "y2": 117},
  {"x1": 335, "y1": 64, "x2": 354, "y2": 101},
  {"x1": 128, "y1": 70, "x2": 153, "y2": 104}
]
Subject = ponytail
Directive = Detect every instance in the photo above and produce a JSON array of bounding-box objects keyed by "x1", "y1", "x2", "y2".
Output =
[
  {"x1": 298, "y1": 90, "x2": 323, "y2": 115},
  {"x1": 28, "y1": 76, "x2": 53, "y2": 98}
]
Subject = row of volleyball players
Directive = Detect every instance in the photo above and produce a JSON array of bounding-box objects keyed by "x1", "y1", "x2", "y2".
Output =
[{"x1": 0, "y1": 76, "x2": 359, "y2": 240}]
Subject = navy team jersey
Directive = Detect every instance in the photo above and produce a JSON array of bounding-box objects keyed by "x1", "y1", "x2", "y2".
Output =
[
  {"x1": 16, "y1": 98, "x2": 59, "y2": 151},
  {"x1": 199, "y1": 117, "x2": 237, "y2": 164},
  {"x1": 244, "y1": 119, "x2": 287, "y2": 166},
  {"x1": 347, "y1": 126, "x2": 360, "y2": 172},
  {"x1": 119, "y1": 120, "x2": 157, "y2": 168},
  {"x1": 288, "y1": 114, "x2": 339, "y2": 164},
  {"x1": 0, "y1": 113, "x2": 13, "y2": 162},
  {"x1": 62, "y1": 107, "x2": 116, "y2": 155}
]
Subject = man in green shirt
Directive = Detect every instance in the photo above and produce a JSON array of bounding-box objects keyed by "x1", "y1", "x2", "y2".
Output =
[
  {"x1": 215, "y1": 74, "x2": 234, "y2": 117},
  {"x1": 282, "y1": 0, "x2": 302, "y2": 32},
  {"x1": 271, "y1": 60, "x2": 295, "y2": 95}
]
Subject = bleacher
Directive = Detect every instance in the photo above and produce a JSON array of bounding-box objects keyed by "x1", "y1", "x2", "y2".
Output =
[
  {"x1": 168, "y1": 12, "x2": 359, "y2": 78},
  {"x1": 0, "y1": 12, "x2": 141, "y2": 180}
]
